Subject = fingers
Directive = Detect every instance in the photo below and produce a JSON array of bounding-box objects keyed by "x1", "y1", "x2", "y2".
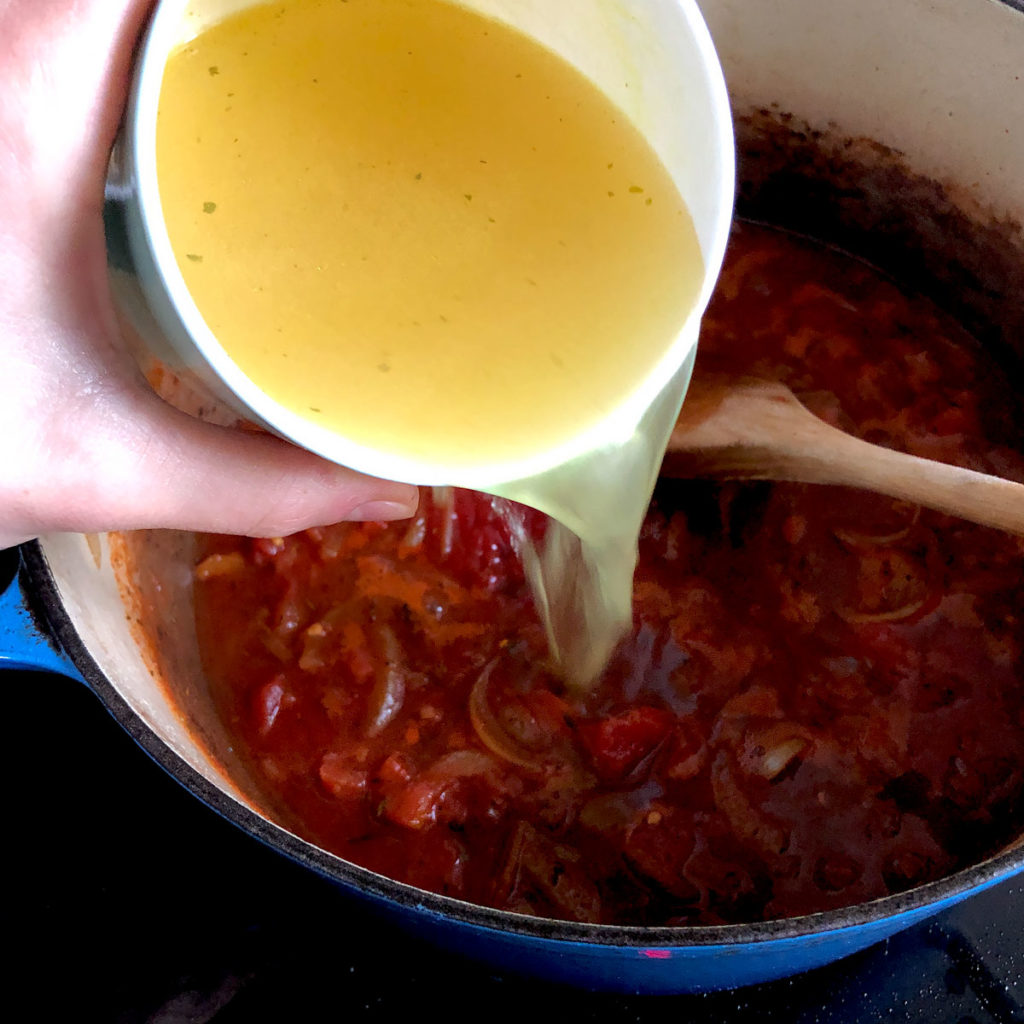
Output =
[
  {"x1": 123, "y1": 397, "x2": 422, "y2": 537},
  {"x1": 0, "y1": 385, "x2": 419, "y2": 547},
  {"x1": 0, "y1": 1, "x2": 155, "y2": 223}
]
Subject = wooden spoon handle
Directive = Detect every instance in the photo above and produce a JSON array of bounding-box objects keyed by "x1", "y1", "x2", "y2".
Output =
[
  {"x1": 664, "y1": 377, "x2": 1024, "y2": 536},
  {"x1": 795, "y1": 427, "x2": 1024, "y2": 536}
]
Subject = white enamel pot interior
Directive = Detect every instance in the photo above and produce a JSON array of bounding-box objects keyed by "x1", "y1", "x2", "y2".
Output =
[{"x1": 22, "y1": 0, "x2": 1024, "y2": 994}]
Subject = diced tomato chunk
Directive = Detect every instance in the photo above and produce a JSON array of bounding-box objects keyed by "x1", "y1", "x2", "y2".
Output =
[
  {"x1": 377, "y1": 752, "x2": 414, "y2": 787},
  {"x1": 319, "y1": 753, "x2": 368, "y2": 800},
  {"x1": 930, "y1": 405, "x2": 971, "y2": 436},
  {"x1": 252, "y1": 675, "x2": 295, "y2": 736},
  {"x1": 382, "y1": 777, "x2": 442, "y2": 830},
  {"x1": 578, "y1": 707, "x2": 675, "y2": 782}
]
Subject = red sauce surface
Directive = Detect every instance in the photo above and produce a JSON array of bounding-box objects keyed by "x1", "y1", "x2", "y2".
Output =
[{"x1": 194, "y1": 224, "x2": 1024, "y2": 926}]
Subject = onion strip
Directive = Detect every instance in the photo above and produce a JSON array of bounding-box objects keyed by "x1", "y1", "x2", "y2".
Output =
[
  {"x1": 469, "y1": 664, "x2": 546, "y2": 772},
  {"x1": 836, "y1": 598, "x2": 928, "y2": 624},
  {"x1": 833, "y1": 503, "x2": 921, "y2": 548},
  {"x1": 365, "y1": 625, "x2": 406, "y2": 737}
]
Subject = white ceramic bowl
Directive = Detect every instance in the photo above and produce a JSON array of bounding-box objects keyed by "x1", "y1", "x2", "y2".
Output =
[{"x1": 106, "y1": 0, "x2": 735, "y2": 489}]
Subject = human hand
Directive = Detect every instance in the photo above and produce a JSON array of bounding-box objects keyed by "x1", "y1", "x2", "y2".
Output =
[{"x1": 0, "y1": 0, "x2": 419, "y2": 550}]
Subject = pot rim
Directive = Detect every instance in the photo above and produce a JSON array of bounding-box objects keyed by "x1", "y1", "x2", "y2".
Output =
[{"x1": 23, "y1": 539, "x2": 1024, "y2": 947}]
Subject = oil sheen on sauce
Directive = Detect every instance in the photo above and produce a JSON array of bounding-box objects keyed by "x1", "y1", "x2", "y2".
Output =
[{"x1": 157, "y1": 0, "x2": 705, "y2": 685}]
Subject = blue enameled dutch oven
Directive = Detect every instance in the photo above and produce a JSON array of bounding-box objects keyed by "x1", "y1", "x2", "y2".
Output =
[{"x1": 2, "y1": 0, "x2": 1022, "y2": 995}]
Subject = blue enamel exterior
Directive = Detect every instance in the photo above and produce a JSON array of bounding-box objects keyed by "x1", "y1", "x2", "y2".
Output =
[
  {"x1": 286, "y1": 857, "x2": 1002, "y2": 993},
  {"x1": 390, "y1": 888, "x2": 989, "y2": 991},
  {"x1": 0, "y1": 555, "x2": 82, "y2": 680}
]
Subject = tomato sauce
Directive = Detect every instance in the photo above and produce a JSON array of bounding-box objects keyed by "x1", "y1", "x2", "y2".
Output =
[{"x1": 194, "y1": 223, "x2": 1024, "y2": 925}]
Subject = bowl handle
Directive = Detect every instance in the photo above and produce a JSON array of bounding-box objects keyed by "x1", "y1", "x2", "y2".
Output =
[{"x1": 0, "y1": 547, "x2": 84, "y2": 681}]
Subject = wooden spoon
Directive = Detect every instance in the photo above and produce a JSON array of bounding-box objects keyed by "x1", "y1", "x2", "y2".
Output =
[{"x1": 663, "y1": 375, "x2": 1024, "y2": 536}]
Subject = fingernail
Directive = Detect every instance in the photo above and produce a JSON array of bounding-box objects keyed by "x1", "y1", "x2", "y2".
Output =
[{"x1": 348, "y1": 499, "x2": 417, "y2": 522}]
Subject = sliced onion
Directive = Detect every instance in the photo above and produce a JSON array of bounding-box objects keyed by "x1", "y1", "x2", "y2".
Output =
[
  {"x1": 711, "y1": 752, "x2": 789, "y2": 857},
  {"x1": 833, "y1": 502, "x2": 921, "y2": 547},
  {"x1": 835, "y1": 547, "x2": 934, "y2": 624},
  {"x1": 397, "y1": 514, "x2": 427, "y2": 557},
  {"x1": 831, "y1": 495, "x2": 921, "y2": 552},
  {"x1": 366, "y1": 665, "x2": 405, "y2": 736},
  {"x1": 755, "y1": 736, "x2": 810, "y2": 780},
  {"x1": 837, "y1": 598, "x2": 929, "y2": 624},
  {"x1": 259, "y1": 626, "x2": 292, "y2": 663},
  {"x1": 469, "y1": 663, "x2": 547, "y2": 772},
  {"x1": 432, "y1": 486, "x2": 456, "y2": 558},
  {"x1": 737, "y1": 722, "x2": 812, "y2": 780},
  {"x1": 579, "y1": 780, "x2": 662, "y2": 832},
  {"x1": 427, "y1": 749, "x2": 498, "y2": 779},
  {"x1": 195, "y1": 551, "x2": 246, "y2": 580},
  {"x1": 834, "y1": 523, "x2": 920, "y2": 548},
  {"x1": 470, "y1": 660, "x2": 577, "y2": 772},
  {"x1": 365, "y1": 625, "x2": 405, "y2": 737}
]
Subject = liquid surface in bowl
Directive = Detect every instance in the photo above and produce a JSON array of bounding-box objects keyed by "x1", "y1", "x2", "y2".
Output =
[
  {"x1": 193, "y1": 223, "x2": 1024, "y2": 926},
  {"x1": 156, "y1": 0, "x2": 702, "y2": 468}
]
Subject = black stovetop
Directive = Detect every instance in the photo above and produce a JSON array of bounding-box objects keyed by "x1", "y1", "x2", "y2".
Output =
[{"x1": 9, "y1": 668, "x2": 1021, "y2": 1023}]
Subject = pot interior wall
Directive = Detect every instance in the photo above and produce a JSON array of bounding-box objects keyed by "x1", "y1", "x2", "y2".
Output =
[{"x1": 700, "y1": 0, "x2": 1024, "y2": 226}]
